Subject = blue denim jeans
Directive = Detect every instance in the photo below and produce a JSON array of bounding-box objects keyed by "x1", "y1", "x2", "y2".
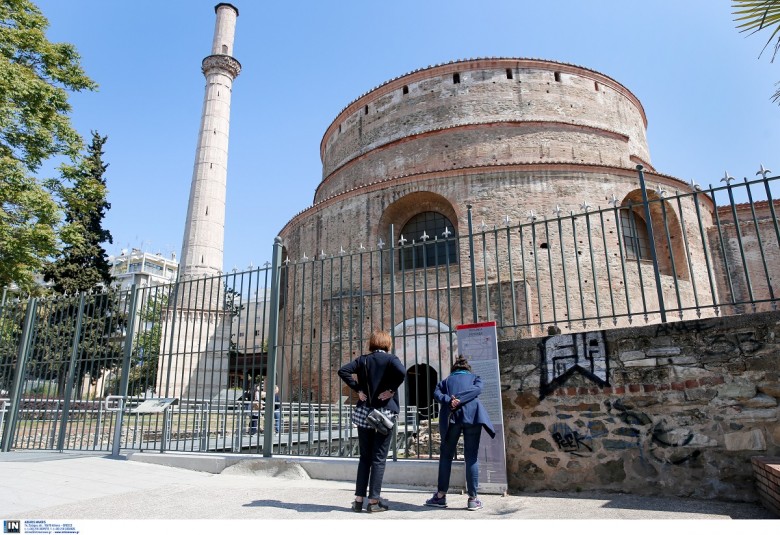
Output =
[{"x1": 437, "y1": 421, "x2": 482, "y2": 497}]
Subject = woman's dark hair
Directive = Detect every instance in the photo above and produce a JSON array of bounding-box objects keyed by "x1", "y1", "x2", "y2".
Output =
[
  {"x1": 368, "y1": 330, "x2": 392, "y2": 352},
  {"x1": 451, "y1": 355, "x2": 471, "y2": 373}
]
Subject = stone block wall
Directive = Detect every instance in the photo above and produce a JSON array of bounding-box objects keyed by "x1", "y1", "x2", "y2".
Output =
[{"x1": 498, "y1": 310, "x2": 780, "y2": 502}]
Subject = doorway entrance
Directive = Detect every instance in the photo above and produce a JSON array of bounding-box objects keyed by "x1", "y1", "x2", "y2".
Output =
[{"x1": 406, "y1": 363, "x2": 438, "y2": 420}]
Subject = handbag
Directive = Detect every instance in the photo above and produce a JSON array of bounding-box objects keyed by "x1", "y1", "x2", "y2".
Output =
[
  {"x1": 362, "y1": 355, "x2": 396, "y2": 435},
  {"x1": 366, "y1": 408, "x2": 395, "y2": 435}
]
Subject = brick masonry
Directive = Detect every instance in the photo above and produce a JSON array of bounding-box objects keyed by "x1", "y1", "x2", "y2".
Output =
[{"x1": 752, "y1": 457, "x2": 780, "y2": 516}]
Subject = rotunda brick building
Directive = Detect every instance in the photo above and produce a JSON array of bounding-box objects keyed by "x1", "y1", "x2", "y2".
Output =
[{"x1": 276, "y1": 58, "x2": 714, "y2": 410}]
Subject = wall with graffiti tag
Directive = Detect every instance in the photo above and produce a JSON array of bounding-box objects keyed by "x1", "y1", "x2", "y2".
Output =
[{"x1": 499, "y1": 310, "x2": 780, "y2": 502}]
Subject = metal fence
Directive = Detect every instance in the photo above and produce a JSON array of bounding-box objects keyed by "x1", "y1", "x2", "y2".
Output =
[{"x1": 1, "y1": 166, "x2": 778, "y2": 458}]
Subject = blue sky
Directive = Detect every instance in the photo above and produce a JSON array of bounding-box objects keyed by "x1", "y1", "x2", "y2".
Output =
[{"x1": 34, "y1": 0, "x2": 778, "y2": 272}]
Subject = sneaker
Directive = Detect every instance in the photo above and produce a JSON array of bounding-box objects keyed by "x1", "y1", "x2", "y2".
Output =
[
  {"x1": 367, "y1": 499, "x2": 389, "y2": 513},
  {"x1": 351, "y1": 500, "x2": 364, "y2": 512},
  {"x1": 467, "y1": 497, "x2": 483, "y2": 511},
  {"x1": 424, "y1": 492, "x2": 448, "y2": 508}
]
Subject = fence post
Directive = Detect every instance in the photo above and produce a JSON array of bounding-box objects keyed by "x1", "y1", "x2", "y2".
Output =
[
  {"x1": 111, "y1": 284, "x2": 139, "y2": 458},
  {"x1": 466, "y1": 204, "x2": 479, "y2": 323},
  {"x1": 388, "y1": 224, "x2": 397, "y2": 462},
  {"x1": 1, "y1": 298, "x2": 37, "y2": 452},
  {"x1": 56, "y1": 293, "x2": 86, "y2": 451},
  {"x1": 263, "y1": 237, "x2": 283, "y2": 457},
  {"x1": 636, "y1": 165, "x2": 667, "y2": 324},
  {"x1": 389, "y1": 223, "x2": 396, "y2": 343}
]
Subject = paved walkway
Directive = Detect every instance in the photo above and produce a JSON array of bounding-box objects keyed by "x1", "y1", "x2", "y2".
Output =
[{"x1": 0, "y1": 451, "x2": 775, "y2": 523}]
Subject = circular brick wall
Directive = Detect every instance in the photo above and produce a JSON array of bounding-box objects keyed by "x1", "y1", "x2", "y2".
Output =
[
  {"x1": 280, "y1": 58, "x2": 695, "y2": 259},
  {"x1": 316, "y1": 58, "x2": 651, "y2": 204}
]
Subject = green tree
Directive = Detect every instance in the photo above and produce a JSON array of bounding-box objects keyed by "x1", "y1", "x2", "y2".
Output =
[
  {"x1": 122, "y1": 290, "x2": 170, "y2": 396},
  {"x1": 733, "y1": 0, "x2": 780, "y2": 102},
  {"x1": 26, "y1": 291, "x2": 125, "y2": 399},
  {"x1": 0, "y1": 0, "x2": 97, "y2": 291},
  {"x1": 43, "y1": 132, "x2": 113, "y2": 294}
]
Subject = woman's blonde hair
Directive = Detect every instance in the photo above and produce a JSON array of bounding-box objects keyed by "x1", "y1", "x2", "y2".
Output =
[{"x1": 368, "y1": 330, "x2": 392, "y2": 352}]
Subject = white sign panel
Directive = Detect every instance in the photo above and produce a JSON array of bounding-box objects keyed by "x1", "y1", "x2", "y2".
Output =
[{"x1": 456, "y1": 321, "x2": 508, "y2": 495}]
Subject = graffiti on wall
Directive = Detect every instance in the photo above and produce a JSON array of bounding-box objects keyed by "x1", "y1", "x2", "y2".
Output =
[
  {"x1": 551, "y1": 422, "x2": 594, "y2": 456},
  {"x1": 544, "y1": 403, "x2": 703, "y2": 466},
  {"x1": 540, "y1": 331, "x2": 609, "y2": 399}
]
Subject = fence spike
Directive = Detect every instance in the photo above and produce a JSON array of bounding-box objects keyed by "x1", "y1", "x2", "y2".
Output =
[
  {"x1": 756, "y1": 164, "x2": 772, "y2": 178},
  {"x1": 721, "y1": 171, "x2": 735, "y2": 184},
  {"x1": 609, "y1": 194, "x2": 619, "y2": 208},
  {"x1": 580, "y1": 201, "x2": 590, "y2": 212},
  {"x1": 442, "y1": 227, "x2": 452, "y2": 238},
  {"x1": 553, "y1": 205, "x2": 563, "y2": 217},
  {"x1": 420, "y1": 231, "x2": 429, "y2": 242}
]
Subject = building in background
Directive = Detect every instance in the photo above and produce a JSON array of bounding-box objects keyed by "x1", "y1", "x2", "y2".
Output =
[{"x1": 108, "y1": 249, "x2": 178, "y2": 291}]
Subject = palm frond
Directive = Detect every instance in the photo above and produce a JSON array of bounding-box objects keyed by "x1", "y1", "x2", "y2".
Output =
[{"x1": 733, "y1": 0, "x2": 780, "y2": 60}]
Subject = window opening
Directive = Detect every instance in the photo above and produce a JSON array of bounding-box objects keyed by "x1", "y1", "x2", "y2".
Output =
[
  {"x1": 554, "y1": 72, "x2": 561, "y2": 82},
  {"x1": 403, "y1": 85, "x2": 409, "y2": 95},
  {"x1": 364, "y1": 105, "x2": 368, "y2": 115},
  {"x1": 399, "y1": 212, "x2": 458, "y2": 270},
  {"x1": 594, "y1": 81, "x2": 600, "y2": 91},
  {"x1": 620, "y1": 207, "x2": 650, "y2": 260},
  {"x1": 453, "y1": 73, "x2": 460, "y2": 84},
  {"x1": 506, "y1": 69, "x2": 513, "y2": 79},
  {"x1": 222, "y1": 45, "x2": 228, "y2": 54}
]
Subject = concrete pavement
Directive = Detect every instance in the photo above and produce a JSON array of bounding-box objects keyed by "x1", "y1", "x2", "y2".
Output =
[{"x1": 0, "y1": 450, "x2": 775, "y2": 521}]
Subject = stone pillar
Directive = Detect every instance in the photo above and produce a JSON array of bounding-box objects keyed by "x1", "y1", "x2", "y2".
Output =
[
  {"x1": 163, "y1": 4, "x2": 241, "y2": 403},
  {"x1": 179, "y1": 3, "x2": 240, "y2": 281}
]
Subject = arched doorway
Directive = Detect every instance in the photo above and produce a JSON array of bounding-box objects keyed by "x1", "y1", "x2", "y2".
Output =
[
  {"x1": 406, "y1": 363, "x2": 438, "y2": 420},
  {"x1": 393, "y1": 317, "x2": 456, "y2": 421}
]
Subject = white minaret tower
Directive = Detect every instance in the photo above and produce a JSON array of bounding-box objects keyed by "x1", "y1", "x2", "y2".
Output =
[{"x1": 179, "y1": 3, "x2": 240, "y2": 281}]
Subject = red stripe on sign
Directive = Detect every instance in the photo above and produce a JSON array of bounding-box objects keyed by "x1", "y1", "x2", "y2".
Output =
[{"x1": 456, "y1": 322, "x2": 497, "y2": 330}]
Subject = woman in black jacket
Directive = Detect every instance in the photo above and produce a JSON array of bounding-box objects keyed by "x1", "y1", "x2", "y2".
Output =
[{"x1": 338, "y1": 330, "x2": 406, "y2": 513}]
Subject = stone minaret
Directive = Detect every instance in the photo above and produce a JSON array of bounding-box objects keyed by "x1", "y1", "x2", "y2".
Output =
[{"x1": 179, "y1": 3, "x2": 241, "y2": 281}]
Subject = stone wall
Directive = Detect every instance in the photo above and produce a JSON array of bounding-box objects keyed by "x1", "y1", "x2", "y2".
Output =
[{"x1": 498, "y1": 310, "x2": 780, "y2": 502}]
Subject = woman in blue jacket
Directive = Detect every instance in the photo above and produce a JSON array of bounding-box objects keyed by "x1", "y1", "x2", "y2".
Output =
[
  {"x1": 338, "y1": 330, "x2": 406, "y2": 513},
  {"x1": 425, "y1": 355, "x2": 495, "y2": 511}
]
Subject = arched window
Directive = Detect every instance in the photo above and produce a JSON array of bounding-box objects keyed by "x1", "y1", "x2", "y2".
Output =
[
  {"x1": 619, "y1": 206, "x2": 650, "y2": 260},
  {"x1": 398, "y1": 212, "x2": 458, "y2": 270}
]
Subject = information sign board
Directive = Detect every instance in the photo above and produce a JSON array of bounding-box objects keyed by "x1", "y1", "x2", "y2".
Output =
[{"x1": 456, "y1": 321, "x2": 508, "y2": 495}]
